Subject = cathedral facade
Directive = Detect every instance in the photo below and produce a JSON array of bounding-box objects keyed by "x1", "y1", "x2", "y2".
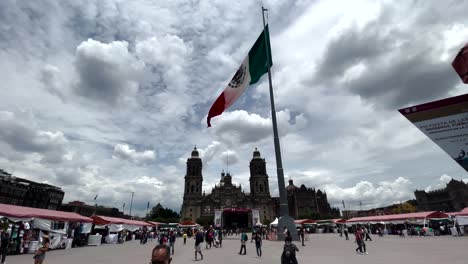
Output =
[{"x1": 180, "y1": 147, "x2": 337, "y2": 226}]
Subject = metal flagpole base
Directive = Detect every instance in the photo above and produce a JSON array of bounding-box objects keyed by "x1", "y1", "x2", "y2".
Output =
[{"x1": 277, "y1": 215, "x2": 299, "y2": 241}]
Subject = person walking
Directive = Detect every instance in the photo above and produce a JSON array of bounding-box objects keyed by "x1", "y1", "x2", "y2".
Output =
[
  {"x1": 239, "y1": 230, "x2": 248, "y2": 255},
  {"x1": 281, "y1": 236, "x2": 299, "y2": 264},
  {"x1": 354, "y1": 227, "x2": 367, "y2": 255},
  {"x1": 33, "y1": 235, "x2": 50, "y2": 264},
  {"x1": 183, "y1": 232, "x2": 187, "y2": 245},
  {"x1": 299, "y1": 227, "x2": 305, "y2": 246},
  {"x1": 364, "y1": 227, "x2": 372, "y2": 241},
  {"x1": 168, "y1": 231, "x2": 176, "y2": 255},
  {"x1": 0, "y1": 233, "x2": 10, "y2": 264},
  {"x1": 194, "y1": 230, "x2": 204, "y2": 261},
  {"x1": 344, "y1": 227, "x2": 349, "y2": 240},
  {"x1": 254, "y1": 231, "x2": 262, "y2": 257}
]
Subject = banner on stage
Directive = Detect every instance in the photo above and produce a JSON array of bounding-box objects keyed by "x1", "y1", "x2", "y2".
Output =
[
  {"x1": 214, "y1": 209, "x2": 222, "y2": 228},
  {"x1": 399, "y1": 94, "x2": 468, "y2": 172},
  {"x1": 252, "y1": 209, "x2": 260, "y2": 227}
]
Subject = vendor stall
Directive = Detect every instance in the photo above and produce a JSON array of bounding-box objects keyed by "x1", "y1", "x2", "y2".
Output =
[
  {"x1": 0, "y1": 203, "x2": 92, "y2": 253},
  {"x1": 91, "y1": 215, "x2": 151, "y2": 244}
]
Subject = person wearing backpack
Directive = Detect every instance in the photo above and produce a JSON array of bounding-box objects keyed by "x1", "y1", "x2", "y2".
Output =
[
  {"x1": 238, "y1": 230, "x2": 248, "y2": 255},
  {"x1": 194, "y1": 230, "x2": 204, "y2": 261},
  {"x1": 281, "y1": 236, "x2": 299, "y2": 264}
]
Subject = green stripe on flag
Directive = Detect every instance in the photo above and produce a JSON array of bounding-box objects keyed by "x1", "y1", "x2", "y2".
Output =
[{"x1": 248, "y1": 25, "x2": 273, "y2": 84}]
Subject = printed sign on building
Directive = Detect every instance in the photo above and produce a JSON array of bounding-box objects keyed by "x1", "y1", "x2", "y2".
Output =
[
  {"x1": 214, "y1": 209, "x2": 222, "y2": 228},
  {"x1": 251, "y1": 209, "x2": 260, "y2": 227}
]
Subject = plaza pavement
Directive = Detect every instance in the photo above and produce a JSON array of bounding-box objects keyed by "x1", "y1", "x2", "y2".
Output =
[{"x1": 6, "y1": 234, "x2": 468, "y2": 264}]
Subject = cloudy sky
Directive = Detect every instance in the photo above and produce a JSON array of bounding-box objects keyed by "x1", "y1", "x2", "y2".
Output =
[{"x1": 1, "y1": 0, "x2": 468, "y2": 216}]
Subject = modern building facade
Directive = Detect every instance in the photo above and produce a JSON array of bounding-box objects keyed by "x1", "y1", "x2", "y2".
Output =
[
  {"x1": 0, "y1": 169, "x2": 64, "y2": 210},
  {"x1": 180, "y1": 148, "x2": 337, "y2": 226},
  {"x1": 415, "y1": 179, "x2": 468, "y2": 212}
]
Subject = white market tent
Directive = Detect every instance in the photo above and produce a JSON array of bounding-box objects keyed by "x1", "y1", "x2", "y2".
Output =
[
  {"x1": 269, "y1": 217, "x2": 278, "y2": 227},
  {"x1": 91, "y1": 215, "x2": 151, "y2": 232},
  {"x1": 451, "y1": 207, "x2": 468, "y2": 225}
]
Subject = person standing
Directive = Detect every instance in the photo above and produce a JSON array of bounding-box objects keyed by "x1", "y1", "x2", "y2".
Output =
[
  {"x1": 205, "y1": 229, "x2": 210, "y2": 249},
  {"x1": 168, "y1": 231, "x2": 176, "y2": 255},
  {"x1": 281, "y1": 236, "x2": 299, "y2": 264},
  {"x1": 299, "y1": 227, "x2": 305, "y2": 246},
  {"x1": 254, "y1": 231, "x2": 262, "y2": 257},
  {"x1": 456, "y1": 222, "x2": 462, "y2": 236},
  {"x1": 0, "y1": 233, "x2": 10, "y2": 264},
  {"x1": 33, "y1": 235, "x2": 50, "y2": 264},
  {"x1": 183, "y1": 232, "x2": 187, "y2": 245},
  {"x1": 194, "y1": 230, "x2": 204, "y2": 261},
  {"x1": 218, "y1": 229, "x2": 223, "y2": 248},
  {"x1": 239, "y1": 230, "x2": 248, "y2": 255}
]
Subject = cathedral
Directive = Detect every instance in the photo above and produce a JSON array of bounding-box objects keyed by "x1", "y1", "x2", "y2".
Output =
[{"x1": 180, "y1": 147, "x2": 338, "y2": 227}]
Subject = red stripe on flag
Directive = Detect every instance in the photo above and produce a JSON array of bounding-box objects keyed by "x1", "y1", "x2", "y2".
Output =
[{"x1": 207, "y1": 92, "x2": 226, "y2": 127}]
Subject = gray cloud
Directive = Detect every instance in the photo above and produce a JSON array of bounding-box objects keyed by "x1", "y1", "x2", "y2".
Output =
[
  {"x1": 314, "y1": 2, "x2": 465, "y2": 108},
  {"x1": 74, "y1": 39, "x2": 144, "y2": 104},
  {"x1": 0, "y1": 111, "x2": 68, "y2": 163},
  {"x1": 40, "y1": 65, "x2": 67, "y2": 102}
]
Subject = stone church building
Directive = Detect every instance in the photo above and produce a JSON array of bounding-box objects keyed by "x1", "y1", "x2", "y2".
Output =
[
  {"x1": 180, "y1": 147, "x2": 338, "y2": 227},
  {"x1": 415, "y1": 178, "x2": 468, "y2": 212}
]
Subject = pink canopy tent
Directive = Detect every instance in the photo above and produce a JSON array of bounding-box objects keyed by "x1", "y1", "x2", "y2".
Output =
[
  {"x1": 147, "y1": 221, "x2": 163, "y2": 227},
  {"x1": 294, "y1": 219, "x2": 316, "y2": 225},
  {"x1": 347, "y1": 211, "x2": 448, "y2": 224},
  {"x1": 0, "y1": 203, "x2": 92, "y2": 222},
  {"x1": 450, "y1": 207, "x2": 468, "y2": 216},
  {"x1": 91, "y1": 215, "x2": 151, "y2": 226},
  {"x1": 317, "y1": 218, "x2": 346, "y2": 224}
]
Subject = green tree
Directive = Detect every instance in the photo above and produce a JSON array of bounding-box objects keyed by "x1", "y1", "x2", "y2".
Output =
[
  {"x1": 196, "y1": 215, "x2": 214, "y2": 227},
  {"x1": 148, "y1": 203, "x2": 180, "y2": 222},
  {"x1": 299, "y1": 211, "x2": 321, "y2": 220}
]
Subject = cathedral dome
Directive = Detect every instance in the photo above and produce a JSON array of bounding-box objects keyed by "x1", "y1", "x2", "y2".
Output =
[
  {"x1": 191, "y1": 147, "x2": 199, "y2": 158},
  {"x1": 253, "y1": 148, "x2": 261, "y2": 158}
]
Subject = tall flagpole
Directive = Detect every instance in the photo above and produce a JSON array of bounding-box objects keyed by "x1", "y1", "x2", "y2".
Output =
[{"x1": 262, "y1": 6, "x2": 298, "y2": 240}]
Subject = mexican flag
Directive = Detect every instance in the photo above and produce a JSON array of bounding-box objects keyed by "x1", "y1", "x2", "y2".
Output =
[{"x1": 207, "y1": 25, "x2": 273, "y2": 127}]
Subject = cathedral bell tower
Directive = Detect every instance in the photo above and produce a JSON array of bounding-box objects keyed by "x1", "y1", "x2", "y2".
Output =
[
  {"x1": 184, "y1": 147, "x2": 203, "y2": 197},
  {"x1": 249, "y1": 148, "x2": 270, "y2": 197},
  {"x1": 181, "y1": 147, "x2": 203, "y2": 222}
]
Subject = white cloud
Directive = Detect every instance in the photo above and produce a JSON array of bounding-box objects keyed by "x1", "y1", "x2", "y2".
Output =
[
  {"x1": 209, "y1": 109, "x2": 306, "y2": 146},
  {"x1": 112, "y1": 143, "x2": 155, "y2": 164},
  {"x1": 220, "y1": 150, "x2": 239, "y2": 166},
  {"x1": 323, "y1": 177, "x2": 413, "y2": 209}
]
